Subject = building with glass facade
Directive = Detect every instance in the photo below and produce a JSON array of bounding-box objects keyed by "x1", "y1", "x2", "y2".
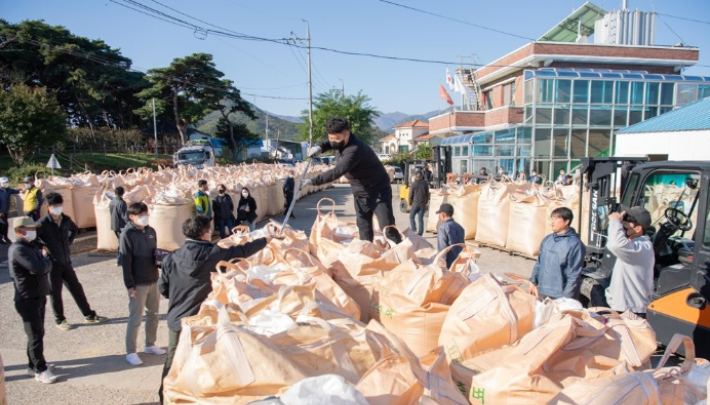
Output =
[{"x1": 439, "y1": 68, "x2": 710, "y2": 178}]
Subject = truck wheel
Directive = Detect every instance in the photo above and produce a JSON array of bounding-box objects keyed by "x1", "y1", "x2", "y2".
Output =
[
  {"x1": 399, "y1": 199, "x2": 408, "y2": 213},
  {"x1": 580, "y1": 277, "x2": 607, "y2": 308}
]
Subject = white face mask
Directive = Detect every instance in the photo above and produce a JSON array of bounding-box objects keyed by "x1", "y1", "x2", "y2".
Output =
[
  {"x1": 242, "y1": 192, "x2": 249, "y2": 198},
  {"x1": 1, "y1": 183, "x2": 8, "y2": 188},
  {"x1": 24, "y1": 230, "x2": 36, "y2": 242},
  {"x1": 51, "y1": 206, "x2": 63, "y2": 216},
  {"x1": 136, "y1": 215, "x2": 150, "y2": 227}
]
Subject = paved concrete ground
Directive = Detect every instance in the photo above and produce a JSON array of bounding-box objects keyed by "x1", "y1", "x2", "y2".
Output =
[{"x1": 1, "y1": 184, "x2": 533, "y2": 405}]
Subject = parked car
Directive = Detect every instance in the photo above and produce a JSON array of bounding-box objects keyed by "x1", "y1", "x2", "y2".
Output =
[
  {"x1": 393, "y1": 166, "x2": 403, "y2": 182},
  {"x1": 377, "y1": 154, "x2": 391, "y2": 162}
]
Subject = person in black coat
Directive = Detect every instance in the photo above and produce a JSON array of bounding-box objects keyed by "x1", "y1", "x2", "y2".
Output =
[
  {"x1": 283, "y1": 171, "x2": 296, "y2": 219},
  {"x1": 157, "y1": 215, "x2": 269, "y2": 403},
  {"x1": 212, "y1": 184, "x2": 235, "y2": 239},
  {"x1": 237, "y1": 187, "x2": 257, "y2": 231},
  {"x1": 37, "y1": 192, "x2": 107, "y2": 331},
  {"x1": 108, "y1": 186, "x2": 128, "y2": 265},
  {"x1": 8, "y1": 216, "x2": 57, "y2": 383},
  {"x1": 408, "y1": 170, "x2": 430, "y2": 236},
  {"x1": 304, "y1": 117, "x2": 401, "y2": 244}
]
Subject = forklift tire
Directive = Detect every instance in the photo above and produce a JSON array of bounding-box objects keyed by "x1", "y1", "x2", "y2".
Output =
[
  {"x1": 579, "y1": 276, "x2": 608, "y2": 308},
  {"x1": 399, "y1": 199, "x2": 409, "y2": 213}
]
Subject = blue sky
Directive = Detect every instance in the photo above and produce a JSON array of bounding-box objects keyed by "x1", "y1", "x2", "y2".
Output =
[{"x1": 5, "y1": 0, "x2": 710, "y2": 117}]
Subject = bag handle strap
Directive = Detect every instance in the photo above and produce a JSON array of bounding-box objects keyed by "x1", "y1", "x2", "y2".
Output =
[
  {"x1": 316, "y1": 198, "x2": 336, "y2": 215},
  {"x1": 654, "y1": 333, "x2": 695, "y2": 374}
]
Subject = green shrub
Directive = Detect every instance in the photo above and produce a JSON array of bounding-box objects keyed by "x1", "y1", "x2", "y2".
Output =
[{"x1": 5, "y1": 164, "x2": 48, "y2": 185}]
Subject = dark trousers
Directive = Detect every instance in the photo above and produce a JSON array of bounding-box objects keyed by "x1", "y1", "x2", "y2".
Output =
[
  {"x1": 114, "y1": 231, "x2": 122, "y2": 264},
  {"x1": 24, "y1": 210, "x2": 40, "y2": 222},
  {"x1": 159, "y1": 329, "x2": 182, "y2": 404},
  {"x1": 284, "y1": 191, "x2": 294, "y2": 210},
  {"x1": 409, "y1": 205, "x2": 426, "y2": 236},
  {"x1": 49, "y1": 262, "x2": 95, "y2": 324},
  {"x1": 0, "y1": 214, "x2": 8, "y2": 241},
  {"x1": 353, "y1": 186, "x2": 402, "y2": 244},
  {"x1": 216, "y1": 218, "x2": 235, "y2": 239},
  {"x1": 15, "y1": 297, "x2": 48, "y2": 373}
]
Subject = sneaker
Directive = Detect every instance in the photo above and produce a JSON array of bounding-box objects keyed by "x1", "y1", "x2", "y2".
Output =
[
  {"x1": 126, "y1": 353, "x2": 143, "y2": 366},
  {"x1": 55, "y1": 320, "x2": 74, "y2": 331},
  {"x1": 35, "y1": 369, "x2": 58, "y2": 384},
  {"x1": 27, "y1": 363, "x2": 55, "y2": 376},
  {"x1": 85, "y1": 315, "x2": 108, "y2": 324},
  {"x1": 144, "y1": 345, "x2": 166, "y2": 355}
]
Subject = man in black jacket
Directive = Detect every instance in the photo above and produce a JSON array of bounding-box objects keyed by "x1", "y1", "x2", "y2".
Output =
[
  {"x1": 408, "y1": 170, "x2": 430, "y2": 236},
  {"x1": 283, "y1": 170, "x2": 296, "y2": 219},
  {"x1": 120, "y1": 202, "x2": 165, "y2": 366},
  {"x1": 9, "y1": 216, "x2": 57, "y2": 384},
  {"x1": 305, "y1": 117, "x2": 401, "y2": 243},
  {"x1": 37, "y1": 192, "x2": 108, "y2": 331},
  {"x1": 157, "y1": 215, "x2": 269, "y2": 403},
  {"x1": 109, "y1": 186, "x2": 128, "y2": 265}
]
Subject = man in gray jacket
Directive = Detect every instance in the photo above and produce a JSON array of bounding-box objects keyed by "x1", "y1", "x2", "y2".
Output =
[
  {"x1": 530, "y1": 207, "x2": 586, "y2": 300},
  {"x1": 605, "y1": 206, "x2": 654, "y2": 318}
]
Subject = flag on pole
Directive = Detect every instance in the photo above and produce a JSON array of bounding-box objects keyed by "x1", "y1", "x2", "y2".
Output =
[
  {"x1": 446, "y1": 68, "x2": 454, "y2": 90},
  {"x1": 439, "y1": 84, "x2": 454, "y2": 106},
  {"x1": 454, "y1": 74, "x2": 466, "y2": 94}
]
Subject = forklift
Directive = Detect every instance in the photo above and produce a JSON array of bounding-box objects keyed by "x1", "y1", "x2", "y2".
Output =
[
  {"x1": 397, "y1": 146, "x2": 450, "y2": 212},
  {"x1": 578, "y1": 157, "x2": 710, "y2": 358}
]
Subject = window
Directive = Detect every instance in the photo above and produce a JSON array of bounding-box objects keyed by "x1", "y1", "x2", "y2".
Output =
[
  {"x1": 473, "y1": 132, "x2": 493, "y2": 143},
  {"x1": 677, "y1": 84, "x2": 697, "y2": 106},
  {"x1": 460, "y1": 160, "x2": 468, "y2": 174},
  {"x1": 473, "y1": 160, "x2": 495, "y2": 174},
  {"x1": 646, "y1": 82, "x2": 660, "y2": 105},
  {"x1": 534, "y1": 128, "x2": 551, "y2": 158},
  {"x1": 628, "y1": 107, "x2": 643, "y2": 125},
  {"x1": 554, "y1": 105, "x2": 571, "y2": 125},
  {"x1": 640, "y1": 171, "x2": 700, "y2": 231},
  {"x1": 589, "y1": 107, "x2": 613, "y2": 126},
  {"x1": 573, "y1": 80, "x2": 589, "y2": 103},
  {"x1": 454, "y1": 146, "x2": 461, "y2": 156},
  {"x1": 517, "y1": 145, "x2": 531, "y2": 157},
  {"x1": 537, "y1": 79, "x2": 554, "y2": 104},
  {"x1": 660, "y1": 83, "x2": 674, "y2": 105},
  {"x1": 517, "y1": 127, "x2": 532, "y2": 144},
  {"x1": 622, "y1": 174, "x2": 640, "y2": 207},
  {"x1": 644, "y1": 107, "x2": 658, "y2": 120},
  {"x1": 615, "y1": 81, "x2": 630, "y2": 104},
  {"x1": 553, "y1": 129, "x2": 569, "y2": 158},
  {"x1": 535, "y1": 107, "x2": 552, "y2": 124},
  {"x1": 631, "y1": 82, "x2": 645, "y2": 104},
  {"x1": 385, "y1": 146, "x2": 390, "y2": 154},
  {"x1": 495, "y1": 145, "x2": 515, "y2": 156},
  {"x1": 572, "y1": 106, "x2": 588, "y2": 126},
  {"x1": 591, "y1": 81, "x2": 613, "y2": 104},
  {"x1": 473, "y1": 145, "x2": 492, "y2": 156},
  {"x1": 534, "y1": 160, "x2": 551, "y2": 179},
  {"x1": 399, "y1": 145, "x2": 409, "y2": 153},
  {"x1": 700, "y1": 85, "x2": 710, "y2": 99},
  {"x1": 556, "y1": 80, "x2": 571, "y2": 103},
  {"x1": 484, "y1": 90, "x2": 493, "y2": 109},
  {"x1": 588, "y1": 129, "x2": 611, "y2": 157},
  {"x1": 494, "y1": 128, "x2": 515, "y2": 143},
  {"x1": 524, "y1": 80, "x2": 533, "y2": 105},
  {"x1": 570, "y1": 129, "x2": 587, "y2": 159},
  {"x1": 503, "y1": 83, "x2": 513, "y2": 105},
  {"x1": 462, "y1": 145, "x2": 469, "y2": 156},
  {"x1": 613, "y1": 107, "x2": 628, "y2": 127}
]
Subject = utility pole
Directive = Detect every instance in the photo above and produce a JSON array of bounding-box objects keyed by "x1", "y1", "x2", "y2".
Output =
[
  {"x1": 339, "y1": 78, "x2": 344, "y2": 95},
  {"x1": 304, "y1": 20, "x2": 313, "y2": 148},
  {"x1": 152, "y1": 98, "x2": 158, "y2": 158}
]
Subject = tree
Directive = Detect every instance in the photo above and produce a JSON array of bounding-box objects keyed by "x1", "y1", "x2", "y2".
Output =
[
  {"x1": 215, "y1": 118, "x2": 259, "y2": 160},
  {"x1": 414, "y1": 143, "x2": 433, "y2": 160},
  {"x1": 0, "y1": 85, "x2": 65, "y2": 165},
  {"x1": 298, "y1": 90, "x2": 381, "y2": 145},
  {"x1": 216, "y1": 80, "x2": 256, "y2": 160},
  {"x1": 136, "y1": 53, "x2": 226, "y2": 145}
]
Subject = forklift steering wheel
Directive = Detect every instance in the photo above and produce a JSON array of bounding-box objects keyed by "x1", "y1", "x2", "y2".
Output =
[{"x1": 664, "y1": 207, "x2": 693, "y2": 232}]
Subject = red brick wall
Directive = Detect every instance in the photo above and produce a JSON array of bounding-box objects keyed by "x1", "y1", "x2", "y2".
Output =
[
  {"x1": 483, "y1": 107, "x2": 524, "y2": 126},
  {"x1": 430, "y1": 107, "x2": 523, "y2": 131}
]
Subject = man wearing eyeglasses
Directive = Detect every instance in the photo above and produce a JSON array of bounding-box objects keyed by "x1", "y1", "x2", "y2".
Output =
[{"x1": 604, "y1": 205, "x2": 654, "y2": 318}]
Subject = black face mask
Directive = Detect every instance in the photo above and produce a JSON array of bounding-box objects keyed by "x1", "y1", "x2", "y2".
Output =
[
  {"x1": 330, "y1": 140, "x2": 345, "y2": 150},
  {"x1": 218, "y1": 190, "x2": 225, "y2": 194}
]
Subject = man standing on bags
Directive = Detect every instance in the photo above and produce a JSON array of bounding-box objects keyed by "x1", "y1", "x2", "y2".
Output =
[
  {"x1": 9, "y1": 217, "x2": 57, "y2": 384},
  {"x1": 157, "y1": 215, "x2": 270, "y2": 403},
  {"x1": 529, "y1": 207, "x2": 586, "y2": 300},
  {"x1": 37, "y1": 192, "x2": 108, "y2": 331},
  {"x1": 120, "y1": 202, "x2": 166, "y2": 366},
  {"x1": 408, "y1": 170, "x2": 429, "y2": 236},
  {"x1": 605, "y1": 206, "x2": 654, "y2": 318},
  {"x1": 193, "y1": 180, "x2": 212, "y2": 219},
  {"x1": 109, "y1": 186, "x2": 128, "y2": 266},
  {"x1": 0, "y1": 176, "x2": 20, "y2": 244},
  {"x1": 21, "y1": 176, "x2": 43, "y2": 221},
  {"x1": 304, "y1": 117, "x2": 401, "y2": 244},
  {"x1": 283, "y1": 171, "x2": 296, "y2": 219}
]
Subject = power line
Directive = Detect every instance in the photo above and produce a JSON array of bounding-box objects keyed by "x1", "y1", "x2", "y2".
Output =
[
  {"x1": 215, "y1": 36, "x2": 302, "y2": 82},
  {"x1": 649, "y1": 0, "x2": 687, "y2": 45},
  {"x1": 656, "y1": 13, "x2": 710, "y2": 26},
  {"x1": 375, "y1": 0, "x2": 535, "y2": 42}
]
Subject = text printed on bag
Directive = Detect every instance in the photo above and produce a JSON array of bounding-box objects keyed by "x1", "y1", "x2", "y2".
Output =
[{"x1": 471, "y1": 387, "x2": 485, "y2": 404}]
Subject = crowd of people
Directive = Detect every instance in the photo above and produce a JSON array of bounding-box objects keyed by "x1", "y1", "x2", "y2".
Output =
[{"x1": 6, "y1": 117, "x2": 656, "y2": 403}]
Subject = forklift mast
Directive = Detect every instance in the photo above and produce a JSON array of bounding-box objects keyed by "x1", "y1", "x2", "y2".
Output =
[{"x1": 432, "y1": 145, "x2": 452, "y2": 189}]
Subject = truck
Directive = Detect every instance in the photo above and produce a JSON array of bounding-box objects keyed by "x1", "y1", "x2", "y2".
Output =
[
  {"x1": 173, "y1": 140, "x2": 216, "y2": 169},
  {"x1": 578, "y1": 157, "x2": 710, "y2": 358}
]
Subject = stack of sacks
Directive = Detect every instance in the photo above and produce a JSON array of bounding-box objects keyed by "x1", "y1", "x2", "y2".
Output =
[{"x1": 446, "y1": 184, "x2": 481, "y2": 239}]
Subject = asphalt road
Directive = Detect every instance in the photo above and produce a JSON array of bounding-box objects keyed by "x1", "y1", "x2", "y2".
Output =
[{"x1": 0, "y1": 184, "x2": 534, "y2": 405}]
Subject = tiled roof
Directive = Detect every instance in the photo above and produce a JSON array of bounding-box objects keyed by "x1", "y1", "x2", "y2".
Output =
[
  {"x1": 393, "y1": 119, "x2": 429, "y2": 128},
  {"x1": 618, "y1": 97, "x2": 710, "y2": 134},
  {"x1": 379, "y1": 133, "x2": 396, "y2": 142},
  {"x1": 414, "y1": 133, "x2": 435, "y2": 140}
]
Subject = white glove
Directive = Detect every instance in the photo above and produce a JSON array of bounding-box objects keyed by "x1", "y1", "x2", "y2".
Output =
[{"x1": 307, "y1": 145, "x2": 322, "y2": 158}]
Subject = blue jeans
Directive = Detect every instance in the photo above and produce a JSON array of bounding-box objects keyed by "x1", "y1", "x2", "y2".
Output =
[
  {"x1": 217, "y1": 218, "x2": 235, "y2": 239},
  {"x1": 409, "y1": 205, "x2": 426, "y2": 235}
]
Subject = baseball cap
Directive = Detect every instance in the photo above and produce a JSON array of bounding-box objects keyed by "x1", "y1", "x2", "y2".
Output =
[
  {"x1": 620, "y1": 205, "x2": 652, "y2": 230},
  {"x1": 436, "y1": 203, "x2": 454, "y2": 216},
  {"x1": 0, "y1": 177, "x2": 8, "y2": 183},
  {"x1": 11, "y1": 216, "x2": 41, "y2": 229}
]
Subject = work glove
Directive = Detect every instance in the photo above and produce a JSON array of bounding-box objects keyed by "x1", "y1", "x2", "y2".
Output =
[{"x1": 307, "y1": 145, "x2": 322, "y2": 158}]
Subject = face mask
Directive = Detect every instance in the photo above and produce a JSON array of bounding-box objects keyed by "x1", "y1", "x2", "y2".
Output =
[
  {"x1": 24, "y1": 230, "x2": 36, "y2": 242},
  {"x1": 24, "y1": 184, "x2": 31, "y2": 189},
  {"x1": 1, "y1": 183, "x2": 8, "y2": 188},
  {"x1": 218, "y1": 189, "x2": 226, "y2": 194},
  {"x1": 136, "y1": 215, "x2": 150, "y2": 227},
  {"x1": 51, "y1": 207, "x2": 63, "y2": 216},
  {"x1": 242, "y1": 192, "x2": 249, "y2": 198},
  {"x1": 329, "y1": 140, "x2": 345, "y2": 150}
]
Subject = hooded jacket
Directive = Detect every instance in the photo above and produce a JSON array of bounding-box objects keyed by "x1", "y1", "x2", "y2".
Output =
[
  {"x1": 119, "y1": 221, "x2": 158, "y2": 289},
  {"x1": 311, "y1": 134, "x2": 391, "y2": 197},
  {"x1": 9, "y1": 239, "x2": 52, "y2": 301},
  {"x1": 36, "y1": 213, "x2": 79, "y2": 266},
  {"x1": 237, "y1": 195, "x2": 257, "y2": 222},
  {"x1": 158, "y1": 237, "x2": 267, "y2": 331},
  {"x1": 212, "y1": 193, "x2": 234, "y2": 221},
  {"x1": 530, "y1": 227, "x2": 586, "y2": 299}
]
